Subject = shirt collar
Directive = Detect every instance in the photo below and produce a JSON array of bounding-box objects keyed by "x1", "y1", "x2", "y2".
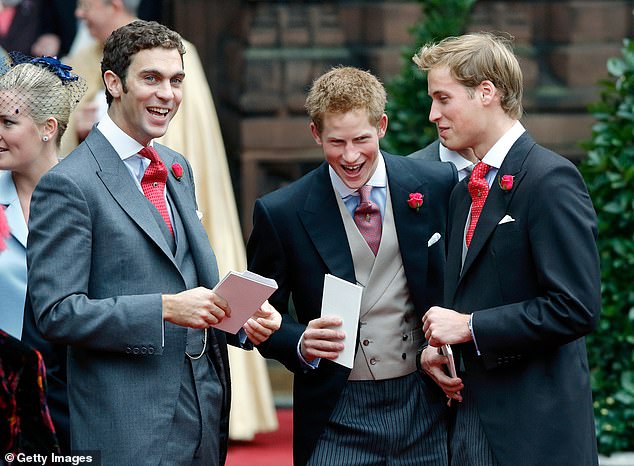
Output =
[
  {"x1": 481, "y1": 120, "x2": 525, "y2": 169},
  {"x1": 439, "y1": 144, "x2": 474, "y2": 172},
  {"x1": 97, "y1": 113, "x2": 154, "y2": 161},
  {"x1": 329, "y1": 151, "x2": 387, "y2": 199}
]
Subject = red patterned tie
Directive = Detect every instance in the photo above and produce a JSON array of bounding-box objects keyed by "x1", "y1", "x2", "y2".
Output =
[
  {"x1": 466, "y1": 161, "x2": 491, "y2": 247},
  {"x1": 353, "y1": 185, "x2": 382, "y2": 255},
  {"x1": 139, "y1": 146, "x2": 173, "y2": 235}
]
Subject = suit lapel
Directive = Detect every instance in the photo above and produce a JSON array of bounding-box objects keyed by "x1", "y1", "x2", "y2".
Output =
[
  {"x1": 384, "y1": 154, "x2": 430, "y2": 315},
  {"x1": 298, "y1": 163, "x2": 356, "y2": 284},
  {"x1": 163, "y1": 152, "x2": 219, "y2": 288},
  {"x1": 458, "y1": 132, "x2": 534, "y2": 283},
  {"x1": 384, "y1": 154, "x2": 435, "y2": 315},
  {"x1": 446, "y1": 180, "x2": 470, "y2": 301},
  {"x1": 87, "y1": 130, "x2": 178, "y2": 266}
]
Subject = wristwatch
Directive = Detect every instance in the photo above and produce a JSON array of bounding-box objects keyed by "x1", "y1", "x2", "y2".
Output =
[{"x1": 415, "y1": 342, "x2": 429, "y2": 373}]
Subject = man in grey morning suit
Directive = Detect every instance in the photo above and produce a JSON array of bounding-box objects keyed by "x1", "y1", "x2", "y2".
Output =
[
  {"x1": 247, "y1": 67, "x2": 457, "y2": 465},
  {"x1": 26, "y1": 21, "x2": 280, "y2": 465},
  {"x1": 417, "y1": 33, "x2": 600, "y2": 466}
]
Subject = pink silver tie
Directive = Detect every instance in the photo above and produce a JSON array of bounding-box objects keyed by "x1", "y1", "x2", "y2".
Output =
[{"x1": 353, "y1": 185, "x2": 382, "y2": 255}]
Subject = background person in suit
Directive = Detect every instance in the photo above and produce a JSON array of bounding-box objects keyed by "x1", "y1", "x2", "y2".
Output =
[
  {"x1": 0, "y1": 0, "x2": 43, "y2": 55},
  {"x1": 408, "y1": 139, "x2": 476, "y2": 181},
  {"x1": 31, "y1": 0, "x2": 78, "y2": 57},
  {"x1": 416, "y1": 33, "x2": 601, "y2": 466},
  {"x1": 26, "y1": 20, "x2": 280, "y2": 465},
  {"x1": 0, "y1": 55, "x2": 86, "y2": 452},
  {"x1": 247, "y1": 66, "x2": 457, "y2": 466}
]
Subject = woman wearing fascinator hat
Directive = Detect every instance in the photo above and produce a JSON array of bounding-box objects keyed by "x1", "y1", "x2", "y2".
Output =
[{"x1": 0, "y1": 53, "x2": 85, "y2": 454}]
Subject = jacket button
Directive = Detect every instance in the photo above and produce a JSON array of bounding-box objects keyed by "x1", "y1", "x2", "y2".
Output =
[
  {"x1": 402, "y1": 353, "x2": 407, "y2": 360},
  {"x1": 141, "y1": 346, "x2": 148, "y2": 354},
  {"x1": 369, "y1": 358, "x2": 377, "y2": 365},
  {"x1": 363, "y1": 339, "x2": 370, "y2": 346},
  {"x1": 125, "y1": 346, "x2": 132, "y2": 354},
  {"x1": 402, "y1": 334, "x2": 408, "y2": 341},
  {"x1": 148, "y1": 346, "x2": 155, "y2": 355},
  {"x1": 132, "y1": 347, "x2": 140, "y2": 355}
]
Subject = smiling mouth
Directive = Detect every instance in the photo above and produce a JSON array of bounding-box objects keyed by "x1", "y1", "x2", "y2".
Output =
[
  {"x1": 147, "y1": 107, "x2": 170, "y2": 118},
  {"x1": 342, "y1": 162, "x2": 364, "y2": 174}
]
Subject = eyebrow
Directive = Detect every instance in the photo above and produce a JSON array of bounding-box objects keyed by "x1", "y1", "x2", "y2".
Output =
[{"x1": 140, "y1": 68, "x2": 186, "y2": 80}]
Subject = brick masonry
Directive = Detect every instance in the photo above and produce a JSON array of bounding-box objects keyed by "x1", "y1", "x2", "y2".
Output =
[{"x1": 172, "y1": 0, "x2": 634, "y2": 236}]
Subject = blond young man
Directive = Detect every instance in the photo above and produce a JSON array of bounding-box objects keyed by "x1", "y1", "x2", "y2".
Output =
[{"x1": 416, "y1": 33, "x2": 600, "y2": 466}]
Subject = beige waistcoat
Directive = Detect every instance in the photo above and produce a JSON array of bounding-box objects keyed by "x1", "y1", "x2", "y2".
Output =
[{"x1": 335, "y1": 184, "x2": 424, "y2": 381}]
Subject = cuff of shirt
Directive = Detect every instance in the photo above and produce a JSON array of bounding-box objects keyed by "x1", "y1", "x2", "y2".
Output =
[
  {"x1": 469, "y1": 314, "x2": 481, "y2": 356},
  {"x1": 238, "y1": 328, "x2": 248, "y2": 347},
  {"x1": 297, "y1": 334, "x2": 320, "y2": 370}
]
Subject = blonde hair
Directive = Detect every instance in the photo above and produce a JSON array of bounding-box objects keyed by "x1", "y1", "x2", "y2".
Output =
[
  {"x1": 413, "y1": 32, "x2": 523, "y2": 119},
  {"x1": 305, "y1": 66, "x2": 387, "y2": 133},
  {"x1": 0, "y1": 63, "x2": 85, "y2": 146}
]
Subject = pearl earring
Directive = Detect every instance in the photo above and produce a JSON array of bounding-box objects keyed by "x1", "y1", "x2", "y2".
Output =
[{"x1": 42, "y1": 136, "x2": 49, "y2": 142}]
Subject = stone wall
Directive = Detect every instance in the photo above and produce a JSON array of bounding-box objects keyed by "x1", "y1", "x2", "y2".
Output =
[{"x1": 172, "y1": 0, "x2": 634, "y2": 236}]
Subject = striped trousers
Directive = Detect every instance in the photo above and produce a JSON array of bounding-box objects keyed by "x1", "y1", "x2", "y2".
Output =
[
  {"x1": 307, "y1": 372, "x2": 448, "y2": 466},
  {"x1": 450, "y1": 385, "x2": 499, "y2": 466}
]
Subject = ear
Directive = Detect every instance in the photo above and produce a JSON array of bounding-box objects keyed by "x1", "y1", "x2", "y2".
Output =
[
  {"x1": 42, "y1": 117, "x2": 58, "y2": 141},
  {"x1": 309, "y1": 122, "x2": 323, "y2": 145},
  {"x1": 103, "y1": 70, "x2": 123, "y2": 100},
  {"x1": 479, "y1": 80, "x2": 497, "y2": 106},
  {"x1": 110, "y1": 0, "x2": 125, "y2": 13},
  {"x1": 377, "y1": 113, "x2": 388, "y2": 138}
]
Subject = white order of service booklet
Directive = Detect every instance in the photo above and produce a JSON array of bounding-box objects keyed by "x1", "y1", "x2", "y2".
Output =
[
  {"x1": 320, "y1": 274, "x2": 363, "y2": 369},
  {"x1": 212, "y1": 270, "x2": 278, "y2": 334}
]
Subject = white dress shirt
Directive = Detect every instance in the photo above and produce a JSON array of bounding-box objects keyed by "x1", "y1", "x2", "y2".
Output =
[
  {"x1": 439, "y1": 144, "x2": 474, "y2": 181},
  {"x1": 97, "y1": 113, "x2": 174, "y2": 224},
  {"x1": 329, "y1": 151, "x2": 388, "y2": 218}
]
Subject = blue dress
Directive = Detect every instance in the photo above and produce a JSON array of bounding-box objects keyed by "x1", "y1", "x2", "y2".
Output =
[{"x1": 0, "y1": 170, "x2": 28, "y2": 339}]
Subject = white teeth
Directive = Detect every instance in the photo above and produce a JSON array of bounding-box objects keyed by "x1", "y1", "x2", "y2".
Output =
[
  {"x1": 343, "y1": 164, "x2": 361, "y2": 171},
  {"x1": 148, "y1": 107, "x2": 169, "y2": 115}
]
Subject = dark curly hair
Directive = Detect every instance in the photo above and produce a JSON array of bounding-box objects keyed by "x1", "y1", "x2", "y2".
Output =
[{"x1": 101, "y1": 20, "x2": 186, "y2": 106}]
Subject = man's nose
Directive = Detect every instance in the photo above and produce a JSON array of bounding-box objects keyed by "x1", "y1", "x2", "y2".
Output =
[
  {"x1": 155, "y1": 81, "x2": 174, "y2": 100},
  {"x1": 429, "y1": 102, "x2": 441, "y2": 123}
]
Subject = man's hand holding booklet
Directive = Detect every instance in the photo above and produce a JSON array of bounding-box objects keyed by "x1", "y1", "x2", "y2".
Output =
[{"x1": 211, "y1": 270, "x2": 278, "y2": 334}]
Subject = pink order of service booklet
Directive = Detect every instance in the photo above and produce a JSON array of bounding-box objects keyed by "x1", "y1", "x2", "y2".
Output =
[{"x1": 211, "y1": 270, "x2": 278, "y2": 334}]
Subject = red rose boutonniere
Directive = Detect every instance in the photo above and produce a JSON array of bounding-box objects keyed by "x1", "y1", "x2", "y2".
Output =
[
  {"x1": 407, "y1": 192, "x2": 424, "y2": 211},
  {"x1": 171, "y1": 163, "x2": 183, "y2": 181},
  {"x1": 499, "y1": 174, "x2": 514, "y2": 191}
]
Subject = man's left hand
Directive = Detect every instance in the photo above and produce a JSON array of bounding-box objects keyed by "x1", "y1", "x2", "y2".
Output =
[
  {"x1": 243, "y1": 300, "x2": 281, "y2": 345},
  {"x1": 420, "y1": 345, "x2": 464, "y2": 403}
]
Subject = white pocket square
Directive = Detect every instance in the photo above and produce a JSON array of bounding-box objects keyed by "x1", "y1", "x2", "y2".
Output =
[
  {"x1": 196, "y1": 210, "x2": 204, "y2": 221},
  {"x1": 498, "y1": 215, "x2": 515, "y2": 225},
  {"x1": 427, "y1": 232, "x2": 441, "y2": 247}
]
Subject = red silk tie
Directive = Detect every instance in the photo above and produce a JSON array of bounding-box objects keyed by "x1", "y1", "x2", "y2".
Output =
[
  {"x1": 466, "y1": 161, "x2": 491, "y2": 247},
  {"x1": 353, "y1": 185, "x2": 382, "y2": 255},
  {"x1": 139, "y1": 146, "x2": 173, "y2": 235}
]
